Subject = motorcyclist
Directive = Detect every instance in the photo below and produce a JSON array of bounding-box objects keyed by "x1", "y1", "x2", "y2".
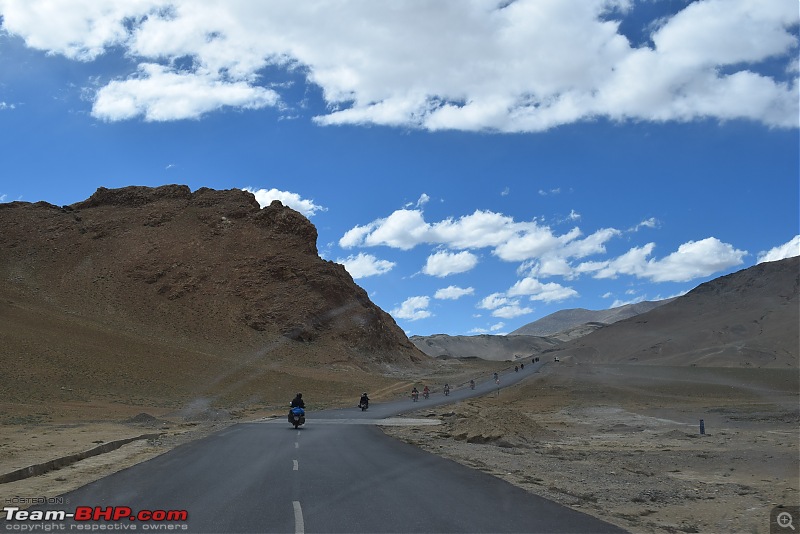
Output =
[
  {"x1": 443, "y1": 383, "x2": 450, "y2": 396},
  {"x1": 291, "y1": 393, "x2": 305, "y2": 409},
  {"x1": 289, "y1": 393, "x2": 306, "y2": 425},
  {"x1": 411, "y1": 387, "x2": 419, "y2": 401},
  {"x1": 359, "y1": 392, "x2": 369, "y2": 409},
  {"x1": 470, "y1": 379, "x2": 475, "y2": 390},
  {"x1": 422, "y1": 385, "x2": 430, "y2": 398}
]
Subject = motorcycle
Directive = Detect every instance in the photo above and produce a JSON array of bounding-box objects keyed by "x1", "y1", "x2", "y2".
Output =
[
  {"x1": 358, "y1": 401, "x2": 369, "y2": 411},
  {"x1": 444, "y1": 387, "x2": 450, "y2": 396},
  {"x1": 288, "y1": 406, "x2": 305, "y2": 428},
  {"x1": 411, "y1": 391, "x2": 419, "y2": 402},
  {"x1": 423, "y1": 390, "x2": 429, "y2": 400},
  {"x1": 470, "y1": 381, "x2": 475, "y2": 390}
]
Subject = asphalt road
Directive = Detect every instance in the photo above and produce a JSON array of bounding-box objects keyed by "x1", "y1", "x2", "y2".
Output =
[{"x1": 26, "y1": 362, "x2": 625, "y2": 533}]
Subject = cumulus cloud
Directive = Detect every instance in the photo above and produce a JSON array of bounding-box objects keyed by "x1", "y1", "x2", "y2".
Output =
[
  {"x1": 434, "y1": 286, "x2": 475, "y2": 300},
  {"x1": 477, "y1": 292, "x2": 533, "y2": 319},
  {"x1": 242, "y1": 187, "x2": 326, "y2": 217},
  {"x1": 1, "y1": 0, "x2": 795, "y2": 130},
  {"x1": 757, "y1": 235, "x2": 800, "y2": 263},
  {"x1": 93, "y1": 63, "x2": 279, "y2": 121},
  {"x1": 491, "y1": 303, "x2": 534, "y2": 319},
  {"x1": 391, "y1": 296, "x2": 432, "y2": 321},
  {"x1": 0, "y1": 102, "x2": 15, "y2": 110},
  {"x1": 336, "y1": 253, "x2": 395, "y2": 279},
  {"x1": 422, "y1": 250, "x2": 479, "y2": 277},
  {"x1": 578, "y1": 237, "x2": 746, "y2": 282},
  {"x1": 507, "y1": 277, "x2": 578, "y2": 303},
  {"x1": 340, "y1": 207, "x2": 618, "y2": 268}
]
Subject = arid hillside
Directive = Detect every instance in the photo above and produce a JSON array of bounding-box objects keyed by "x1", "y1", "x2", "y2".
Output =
[
  {"x1": 0, "y1": 185, "x2": 425, "y2": 413},
  {"x1": 508, "y1": 299, "x2": 671, "y2": 336},
  {"x1": 552, "y1": 256, "x2": 799, "y2": 368},
  {"x1": 410, "y1": 333, "x2": 558, "y2": 361}
]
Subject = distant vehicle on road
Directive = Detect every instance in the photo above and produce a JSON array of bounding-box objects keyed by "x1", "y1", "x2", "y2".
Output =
[{"x1": 554, "y1": 357, "x2": 560, "y2": 362}]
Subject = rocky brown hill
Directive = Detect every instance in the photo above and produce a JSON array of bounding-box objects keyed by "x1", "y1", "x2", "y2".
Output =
[
  {"x1": 551, "y1": 256, "x2": 799, "y2": 368},
  {"x1": 0, "y1": 185, "x2": 424, "y2": 411}
]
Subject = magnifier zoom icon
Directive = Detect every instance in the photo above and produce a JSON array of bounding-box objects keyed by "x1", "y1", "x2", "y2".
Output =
[{"x1": 778, "y1": 512, "x2": 795, "y2": 530}]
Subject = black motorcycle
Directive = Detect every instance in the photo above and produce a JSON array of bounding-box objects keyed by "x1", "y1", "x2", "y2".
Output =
[{"x1": 288, "y1": 406, "x2": 305, "y2": 428}]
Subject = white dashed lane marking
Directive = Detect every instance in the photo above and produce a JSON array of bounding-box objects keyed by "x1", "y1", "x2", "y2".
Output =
[{"x1": 292, "y1": 501, "x2": 304, "y2": 534}]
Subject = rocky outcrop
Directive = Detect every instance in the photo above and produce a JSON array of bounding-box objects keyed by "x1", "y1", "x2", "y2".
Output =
[{"x1": 0, "y1": 185, "x2": 423, "y2": 367}]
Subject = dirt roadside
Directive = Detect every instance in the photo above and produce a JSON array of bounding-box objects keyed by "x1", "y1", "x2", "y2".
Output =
[
  {"x1": 2, "y1": 361, "x2": 797, "y2": 533},
  {"x1": 383, "y1": 362, "x2": 800, "y2": 534}
]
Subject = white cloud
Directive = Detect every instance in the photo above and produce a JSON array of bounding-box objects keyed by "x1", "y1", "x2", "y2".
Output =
[
  {"x1": 468, "y1": 327, "x2": 489, "y2": 334},
  {"x1": 340, "y1": 208, "x2": 559, "y2": 257},
  {"x1": 0, "y1": 194, "x2": 7, "y2": 202},
  {"x1": 611, "y1": 295, "x2": 645, "y2": 308},
  {"x1": 477, "y1": 292, "x2": 512, "y2": 310},
  {"x1": 477, "y1": 292, "x2": 533, "y2": 319},
  {"x1": 490, "y1": 322, "x2": 505, "y2": 332},
  {"x1": 434, "y1": 286, "x2": 475, "y2": 300},
  {"x1": 243, "y1": 187, "x2": 326, "y2": 217},
  {"x1": 93, "y1": 63, "x2": 280, "y2": 121},
  {"x1": 507, "y1": 277, "x2": 578, "y2": 303},
  {"x1": 757, "y1": 235, "x2": 800, "y2": 263},
  {"x1": 391, "y1": 296, "x2": 432, "y2": 321},
  {"x1": 492, "y1": 304, "x2": 534, "y2": 319},
  {"x1": 422, "y1": 250, "x2": 479, "y2": 277},
  {"x1": 336, "y1": 253, "x2": 395, "y2": 279},
  {"x1": 539, "y1": 188, "x2": 562, "y2": 196},
  {"x1": 630, "y1": 217, "x2": 658, "y2": 231},
  {"x1": 580, "y1": 237, "x2": 747, "y2": 282},
  {"x1": 404, "y1": 193, "x2": 431, "y2": 209},
  {"x1": 0, "y1": 102, "x2": 15, "y2": 110},
  {"x1": 2, "y1": 0, "x2": 795, "y2": 130}
]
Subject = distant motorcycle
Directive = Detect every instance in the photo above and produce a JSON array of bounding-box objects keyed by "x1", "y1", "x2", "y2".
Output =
[
  {"x1": 358, "y1": 401, "x2": 369, "y2": 411},
  {"x1": 423, "y1": 391, "x2": 429, "y2": 400},
  {"x1": 411, "y1": 391, "x2": 419, "y2": 402},
  {"x1": 444, "y1": 386, "x2": 450, "y2": 396},
  {"x1": 288, "y1": 406, "x2": 305, "y2": 428}
]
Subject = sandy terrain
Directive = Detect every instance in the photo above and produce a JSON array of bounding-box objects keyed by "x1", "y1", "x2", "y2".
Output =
[
  {"x1": 2, "y1": 359, "x2": 797, "y2": 534},
  {"x1": 0, "y1": 357, "x2": 505, "y2": 518},
  {"x1": 384, "y1": 361, "x2": 800, "y2": 533}
]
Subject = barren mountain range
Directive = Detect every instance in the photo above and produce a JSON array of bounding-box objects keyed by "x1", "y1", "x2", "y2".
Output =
[
  {"x1": 0, "y1": 185, "x2": 424, "y2": 411},
  {"x1": 1, "y1": 185, "x2": 797, "y2": 418},
  {"x1": 508, "y1": 299, "x2": 672, "y2": 337},
  {"x1": 551, "y1": 255, "x2": 799, "y2": 367},
  {"x1": 412, "y1": 257, "x2": 798, "y2": 367},
  {"x1": 411, "y1": 299, "x2": 674, "y2": 360}
]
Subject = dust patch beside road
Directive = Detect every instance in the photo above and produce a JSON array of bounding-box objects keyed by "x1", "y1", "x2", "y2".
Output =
[{"x1": 383, "y1": 363, "x2": 800, "y2": 534}]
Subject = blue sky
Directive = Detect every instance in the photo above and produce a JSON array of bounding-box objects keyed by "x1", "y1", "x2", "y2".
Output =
[{"x1": 1, "y1": 0, "x2": 798, "y2": 336}]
